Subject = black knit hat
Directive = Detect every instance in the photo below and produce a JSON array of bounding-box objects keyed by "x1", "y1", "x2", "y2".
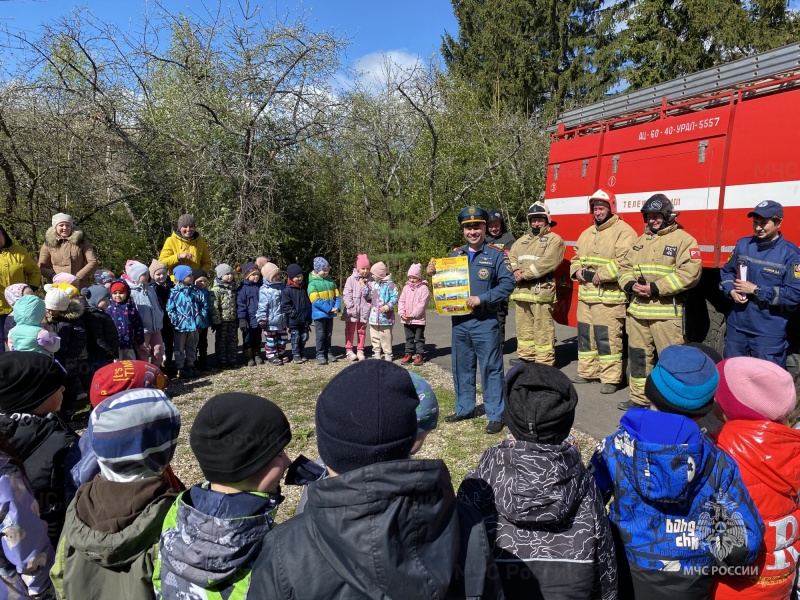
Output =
[
  {"x1": 287, "y1": 264, "x2": 303, "y2": 280},
  {"x1": 0, "y1": 352, "x2": 66, "y2": 414},
  {"x1": 503, "y1": 363, "x2": 578, "y2": 444},
  {"x1": 190, "y1": 393, "x2": 292, "y2": 483},
  {"x1": 192, "y1": 268, "x2": 208, "y2": 281},
  {"x1": 316, "y1": 361, "x2": 419, "y2": 474}
]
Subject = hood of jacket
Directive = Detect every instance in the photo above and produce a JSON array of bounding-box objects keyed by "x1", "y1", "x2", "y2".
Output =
[
  {"x1": 714, "y1": 419, "x2": 800, "y2": 497},
  {"x1": 617, "y1": 409, "x2": 709, "y2": 504},
  {"x1": 405, "y1": 278, "x2": 428, "y2": 291},
  {"x1": 44, "y1": 299, "x2": 84, "y2": 323},
  {"x1": 172, "y1": 229, "x2": 200, "y2": 242},
  {"x1": 67, "y1": 476, "x2": 177, "y2": 568},
  {"x1": 159, "y1": 486, "x2": 280, "y2": 588},
  {"x1": 473, "y1": 439, "x2": 587, "y2": 525},
  {"x1": 0, "y1": 223, "x2": 11, "y2": 249},
  {"x1": 12, "y1": 294, "x2": 45, "y2": 326},
  {"x1": 300, "y1": 459, "x2": 459, "y2": 598},
  {"x1": 44, "y1": 226, "x2": 86, "y2": 248}
]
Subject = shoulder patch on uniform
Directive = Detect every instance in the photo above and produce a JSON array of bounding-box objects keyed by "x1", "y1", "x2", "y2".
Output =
[
  {"x1": 487, "y1": 243, "x2": 504, "y2": 251},
  {"x1": 452, "y1": 245, "x2": 465, "y2": 252},
  {"x1": 793, "y1": 263, "x2": 800, "y2": 279},
  {"x1": 663, "y1": 246, "x2": 677, "y2": 257},
  {"x1": 540, "y1": 236, "x2": 548, "y2": 242},
  {"x1": 632, "y1": 245, "x2": 643, "y2": 251},
  {"x1": 689, "y1": 247, "x2": 702, "y2": 259}
]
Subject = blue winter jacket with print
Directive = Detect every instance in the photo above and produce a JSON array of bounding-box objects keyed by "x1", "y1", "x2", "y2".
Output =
[
  {"x1": 591, "y1": 409, "x2": 764, "y2": 600},
  {"x1": 366, "y1": 278, "x2": 399, "y2": 326},
  {"x1": 256, "y1": 280, "x2": 287, "y2": 331},
  {"x1": 166, "y1": 284, "x2": 203, "y2": 333}
]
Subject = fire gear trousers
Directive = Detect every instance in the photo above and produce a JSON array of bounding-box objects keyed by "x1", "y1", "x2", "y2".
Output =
[
  {"x1": 576, "y1": 302, "x2": 626, "y2": 384},
  {"x1": 515, "y1": 301, "x2": 555, "y2": 365},
  {"x1": 627, "y1": 315, "x2": 685, "y2": 405}
]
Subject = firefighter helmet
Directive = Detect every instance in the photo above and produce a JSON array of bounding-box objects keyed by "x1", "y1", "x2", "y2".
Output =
[
  {"x1": 487, "y1": 209, "x2": 504, "y2": 224},
  {"x1": 640, "y1": 193, "x2": 677, "y2": 223},
  {"x1": 527, "y1": 202, "x2": 556, "y2": 228},
  {"x1": 589, "y1": 188, "x2": 617, "y2": 213}
]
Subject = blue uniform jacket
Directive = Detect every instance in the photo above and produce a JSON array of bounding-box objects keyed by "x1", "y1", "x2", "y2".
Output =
[
  {"x1": 591, "y1": 409, "x2": 764, "y2": 599},
  {"x1": 448, "y1": 243, "x2": 515, "y2": 313},
  {"x1": 719, "y1": 233, "x2": 800, "y2": 336}
]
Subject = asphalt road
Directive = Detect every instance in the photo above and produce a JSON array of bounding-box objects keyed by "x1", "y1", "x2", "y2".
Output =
[{"x1": 207, "y1": 307, "x2": 624, "y2": 441}]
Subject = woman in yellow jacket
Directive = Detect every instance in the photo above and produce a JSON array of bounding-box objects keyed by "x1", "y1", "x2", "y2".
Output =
[
  {"x1": 158, "y1": 214, "x2": 212, "y2": 280},
  {"x1": 0, "y1": 223, "x2": 41, "y2": 343}
]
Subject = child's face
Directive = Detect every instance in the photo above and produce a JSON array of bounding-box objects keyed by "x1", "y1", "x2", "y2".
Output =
[
  {"x1": 46, "y1": 308, "x2": 64, "y2": 317},
  {"x1": 291, "y1": 274, "x2": 303, "y2": 285},
  {"x1": 247, "y1": 272, "x2": 260, "y2": 283},
  {"x1": 269, "y1": 272, "x2": 282, "y2": 283},
  {"x1": 97, "y1": 298, "x2": 110, "y2": 310},
  {"x1": 358, "y1": 267, "x2": 370, "y2": 278},
  {"x1": 138, "y1": 273, "x2": 150, "y2": 284},
  {"x1": 408, "y1": 275, "x2": 420, "y2": 283},
  {"x1": 22, "y1": 286, "x2": 34, "y2": 296},
  {"x1": 153, "y1": 269, "x2": 167, "y2": 284},
  {"x1": 182, "y1": 275, "x2": 195, "y2": 286},
  {"x1": 195, "y1": 276, "x2": 208, "y2": 289},
  {"x1": 222, "y1": 272, "x2": 234, "y2": 283},
  {"x1": 317, "y1": 268, "x2": 330, "y2": 278},
  {"x1": 33, "y1": 386, "x2": 64, "y2": 415},
  {"x1": 256, "y1": 449, "x2": 292, "y2": 494},
  {"x1": 112, "y1": 290, "x2": 128, "y2": 303}
]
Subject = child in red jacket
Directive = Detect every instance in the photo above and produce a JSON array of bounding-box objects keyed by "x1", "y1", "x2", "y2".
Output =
[{"x1": 711, "y1": 357, "x2": 800, "y2": 600}]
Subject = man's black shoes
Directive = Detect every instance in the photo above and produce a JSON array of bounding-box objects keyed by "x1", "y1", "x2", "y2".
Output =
[
  {"x1": 485, "y1": 421, "x2": 503, "y2": 435},
  {"x1": 444, "y1": 410, "x2": 476, "y2": 423}
]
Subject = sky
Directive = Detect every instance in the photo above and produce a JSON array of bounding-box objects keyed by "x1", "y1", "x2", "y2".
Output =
[{"x1": 0, "y1": 0, "x2": 459, "y2": 85}]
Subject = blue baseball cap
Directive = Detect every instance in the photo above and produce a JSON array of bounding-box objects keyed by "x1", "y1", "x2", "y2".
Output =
[{"x1": 747, "y1": 200, "x2": 783, "y2": 219}]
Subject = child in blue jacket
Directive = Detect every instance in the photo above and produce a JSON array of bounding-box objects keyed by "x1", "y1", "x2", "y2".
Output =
[
  {"x1": 237, "y1": 262, "x2": 262, "y2": 366},
  {"x1": 166, "y1": 265, "x2": 203, "y2": 379},
  {"x1": 591, "y1": 344, "x2": 764, "y2": 600},
  {"x1": 257, "y1": 263, "x2": 288, "y2": 365}
]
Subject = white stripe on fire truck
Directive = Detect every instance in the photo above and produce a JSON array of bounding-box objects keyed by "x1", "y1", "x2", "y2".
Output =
[{"x1": 721, "y1": 180, "x2": 800, "y2": 209}]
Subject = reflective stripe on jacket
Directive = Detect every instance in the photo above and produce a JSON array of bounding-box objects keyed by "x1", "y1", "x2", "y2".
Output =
[{"x1": 509, "y1": 225, "x2": 565, "y2": 304}]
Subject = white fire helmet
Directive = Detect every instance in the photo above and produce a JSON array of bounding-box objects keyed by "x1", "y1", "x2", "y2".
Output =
[{"x1": 588, "y1": 188, "x2": 617, "y2": 214}]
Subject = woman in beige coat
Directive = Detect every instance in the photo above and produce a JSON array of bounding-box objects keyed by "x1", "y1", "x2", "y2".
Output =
[{"x1": 38, "y1": 213, "x2": 98, "y2": 289}]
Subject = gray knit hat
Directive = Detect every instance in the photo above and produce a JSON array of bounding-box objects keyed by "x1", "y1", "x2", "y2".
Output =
[{"x1": 177, "y1": 214, "x2": 195, "y2": 229}]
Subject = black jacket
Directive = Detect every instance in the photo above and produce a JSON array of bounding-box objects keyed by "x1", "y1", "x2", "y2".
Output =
[
  {"x1": 82, "y1": 306, "x2": 119, "y2": 361},
  {"x1": 281, "y1": 280, "x2": 312, "y2": 330},
  {"x1": 0, "y1": 412, "x2": 79, "y2": 547},
  {"x1": 249, "y1": 459, "x2": 504, "y2": 599},
  {"x1": 155, "y1": 280, "x2": 173, "y2": 330},
  {"x1": 45, "y1": 300, "x2": 87, "y2": 373},
  {"x1": 458, "y1": 440, "x2": 617, "y2": 600}
]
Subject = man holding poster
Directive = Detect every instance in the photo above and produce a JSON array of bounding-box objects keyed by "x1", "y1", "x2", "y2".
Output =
[{"x1": 427, "y1": 206, "x2": 515, "y2": 434}]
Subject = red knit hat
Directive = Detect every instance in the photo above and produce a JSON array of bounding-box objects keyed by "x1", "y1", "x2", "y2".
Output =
[
  {"x1": 90, "y1": 360, "x2": 168, "y2": 407},
  {"x1": 715, "y1": 357, "x2": 796, "y2": 422},
  {"x1": 110, "y1": 280, "x2": 130, "y2": 295}
]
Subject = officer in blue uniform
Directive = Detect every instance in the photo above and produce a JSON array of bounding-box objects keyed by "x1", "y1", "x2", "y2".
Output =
[
  {"x1": 427, "y1": 206, "x2": 515, "y2": 434},
  {"x1": 720, "y1": 200, "x2": 800, "y2": 367}
]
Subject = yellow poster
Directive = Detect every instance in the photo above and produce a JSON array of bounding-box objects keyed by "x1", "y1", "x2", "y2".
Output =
[{"x1": 431, "y1": 256, "x2": 472, "y2": 315}]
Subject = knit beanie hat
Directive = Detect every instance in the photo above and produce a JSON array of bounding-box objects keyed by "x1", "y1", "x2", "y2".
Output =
[
  {"x1": 685, "y1": 342, "x2": 723, "y2": 365},
  {"x1": 173, "y1": 265, "x2": 193, "y2": 284},
  {"x1": 51, "y1": 213, "x2": 73, "y2": 228},
  {"x1": 177, "y1": 214, "x2": 195, "y2": 229},
  {"x1": 81, "y1": 284, "x2": 110, "y2": 308},
  {"x1": 90, "y1": 360, "x2": 169, "y2": 408},
  {"x1": 52, "y1": 283, "x2": 80, "y2": 299},
  {"x1": 407, "y1": 263, "x2": 423, "y2": 279},
  {"x1": 3, "y1": 283, "x2": 29, "y2": 308},
  {"x1": 0, "y1": 352, "x2": 66, "y2": 414},
  {"x1": 261, "y1": 262, "x2": 280, "y2": 282},
  {"x1": 192, "y1": 268, "x2": 208, "y2": 281},
  {"x1": 313, "y1": 257, "x2": 330, "y2": 273},
  {"x1": 94, "y1": 269, "x2": 115, "y2": 285},
  {"x1": 316, "y1": 361, "x2": 418, "y2": 474},
  {"x1": 286, "y1": 263, "x2": 303, "y2": 280},
  {"x1": 356, "y1": 254, "x2": 371, "y2": 269},
  {"x1": 110, "y1": 280, "x2": 130, "y2": 296},
  {"x1": 503, "y1": 363, "x2": 578, "y2": 444},
  {"x1": 241, "y1": 262, "x2": 259, "y2": 279},
  {"x1": 52, "y1": 272, "x2": 78, "y2": 286},
  {"x1": 716, "y1": 357, "x2": 796, "y2": 422},
  {"x1": 371, "y1": 262, "x2": 388, "y2": 280},
  {"x1": 149, "y1": 259, "x2": 167, "y2": 279},
  {"x1": 190, "y1": 393, "x2": 292, "y2": 483},
  {"x1": 215, "y1": 263, "x2": 233, "y2": 278},
  {"x1": 89, "y1": 388, "x2": 180, "y2": 482},
  {"x1": 409, "y1": 372, "x2": 439, "y2": 433},
  {"x1": 125, "y1": 260, "x2": 150, "y2": 283},
  {"x1": 645, "y1": 345, "x2": 719, "y2": 417},
  {"x1": 44, "y1": 285, "x2": 71, "y2": 311}
]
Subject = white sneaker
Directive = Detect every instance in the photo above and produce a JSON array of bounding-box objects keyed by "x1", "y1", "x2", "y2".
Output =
[
  {"x1": 346, "y1": 351, "x2": 358, "y2": 361},
  {"x1": 383, "y1": 354, "x2": 393, "y2": 361},
  {"x1": 356, "y1": 351, "x2": 366, "y2": 361}
]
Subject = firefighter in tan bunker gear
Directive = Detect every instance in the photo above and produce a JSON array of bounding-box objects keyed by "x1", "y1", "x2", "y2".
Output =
[
  {"x1": 569, "y1": 189, "x2": 637, "y2": 394},
  {"x1": 616, "y1": 194, "x2": 703, "y2": 410},
  {"x1": 509, "y1": 202, "x2": 565, "y2": 365}
]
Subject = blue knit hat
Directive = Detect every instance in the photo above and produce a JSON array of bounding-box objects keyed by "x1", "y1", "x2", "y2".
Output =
[
  {"x1": 645, "y1": 345, "x2": 719, "y2": 417},
  {"x1": 313, "y1": 256, "x2": 329, "y2": 273},
  {"x1": 89, "y1": 388, "x2": 180, "y2": 482},
  {"x1": 173, "y1": 265, "x2": 193, "y2": 283},
  {"x1": 409, "y1": 372, "x2": 439, "y2": 433}
]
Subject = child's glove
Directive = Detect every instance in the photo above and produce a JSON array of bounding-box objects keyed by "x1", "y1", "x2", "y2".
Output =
[
  {"x1": 258, "y1": 320, "x2": 268, "y2": 329},
  {"x1": 239, "y1": 318, "x2": 249, "y2": 330},
  {"x1": 38, "y1": 330, "x2": 61, "y2": 353}
]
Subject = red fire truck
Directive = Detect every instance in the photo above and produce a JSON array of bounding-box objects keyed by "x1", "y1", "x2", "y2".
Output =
[{"x1": 546, "y1": 42, "x2": 800, "y2": 374}]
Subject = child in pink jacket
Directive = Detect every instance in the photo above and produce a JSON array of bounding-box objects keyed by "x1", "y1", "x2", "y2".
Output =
[
  {"x1": 398, "y1": 263, "x2": 430, "y2": 365},
  {"x1": 342, "y1": 254, "x2": 372, "y2": 361}
]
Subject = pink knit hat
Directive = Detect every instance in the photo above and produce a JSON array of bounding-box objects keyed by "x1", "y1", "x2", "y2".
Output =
[
  {"x1": 407, "y1": 263, "x2": 423, "y2": 279},
  {"x1": 3, "y1": 283, "x2": 29, "y2": 307},
  {"x1": 356, "y1": 254, "x2": 371, "y2": 269},
  {"x1": 370, "y1": 262, "x2": 388, "y2": 280},
  {"x1": 716, "y1": 357, "x2": 797, "y2": 422},
  {"x1": 53, "y1": 272, "x2": 78, "y2": 285}
]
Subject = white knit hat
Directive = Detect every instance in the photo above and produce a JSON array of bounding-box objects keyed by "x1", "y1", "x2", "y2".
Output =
[
  {"x1": 44, "y1": 284, "x2": 71, "y2": 311},
  {"x1": 51, "y1": 213, "x2": 73, "y2": 228}
]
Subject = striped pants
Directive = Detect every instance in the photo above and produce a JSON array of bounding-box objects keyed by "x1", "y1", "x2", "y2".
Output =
[
  {"x1": 576, "y1": 302, "x2": 626, "y2": 384},
  {"x1": 515, "y1": 301, "x2": 555, "y2": 365}
]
